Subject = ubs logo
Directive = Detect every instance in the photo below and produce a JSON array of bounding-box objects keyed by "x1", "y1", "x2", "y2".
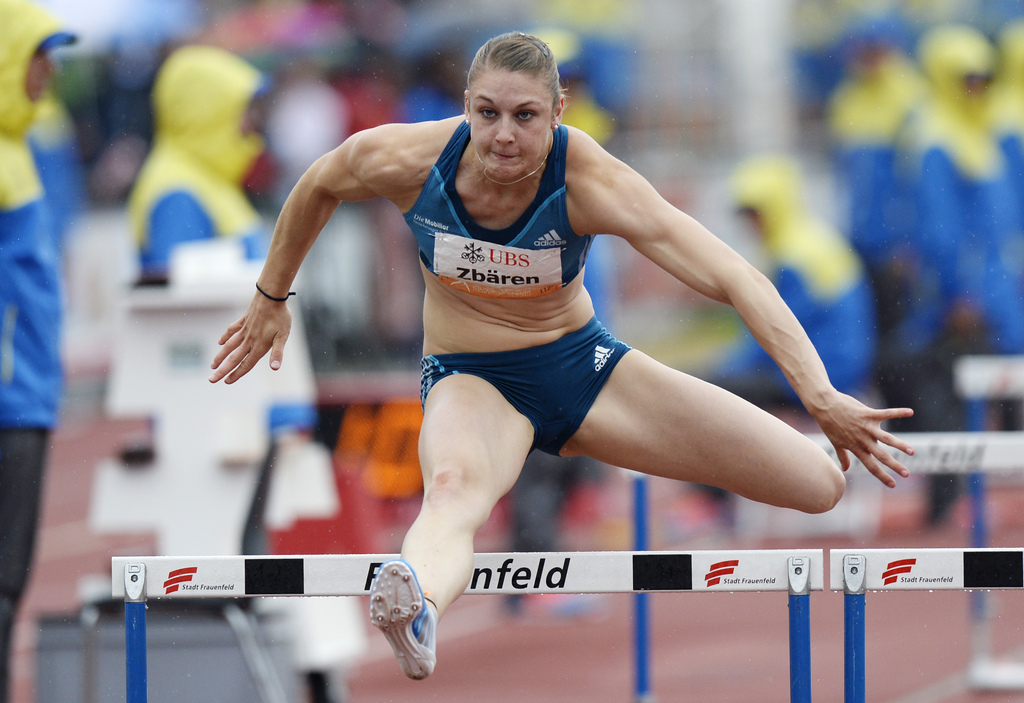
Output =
[{"x1": 462, "y1": 243, "x2": 485, "y2": 264}]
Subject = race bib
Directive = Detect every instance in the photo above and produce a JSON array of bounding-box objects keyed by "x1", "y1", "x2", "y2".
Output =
[{"x1": 433, "y1": 232, "x2": 563, "y2": 298}]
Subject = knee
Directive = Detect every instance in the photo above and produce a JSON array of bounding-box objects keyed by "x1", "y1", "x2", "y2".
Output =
[
  {"x1": 805, "y1": 463, "x2": 846, "y2": 514},
  {"x1": 422, "y1": 465, "x2": 492, "y2": 524},
  {"x1": 424, "y1": 464, "x2": 473, "y2": 500}
]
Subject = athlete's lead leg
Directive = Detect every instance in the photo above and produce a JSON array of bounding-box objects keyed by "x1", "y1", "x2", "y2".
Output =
[
  {"x1": 369, "y1": 373, "x2": 534, "y2": 678},
  {"x1": 403, "y1": 373, "x2": 534, "y2": 613}
]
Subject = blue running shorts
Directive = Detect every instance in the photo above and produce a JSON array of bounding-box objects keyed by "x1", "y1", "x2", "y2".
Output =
[{"x1": 420, "y1": 317, "x2": 632, "y2": 454}]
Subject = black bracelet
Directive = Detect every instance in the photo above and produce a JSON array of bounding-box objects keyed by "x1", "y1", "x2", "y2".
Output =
[{"x1": 256, "y1": 282, "x2": 295, "y2": 302}]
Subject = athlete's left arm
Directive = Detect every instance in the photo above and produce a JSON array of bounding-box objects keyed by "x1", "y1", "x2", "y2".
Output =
[{"x1": 564, "y1": 128, "x2": 914, "y2": 486}]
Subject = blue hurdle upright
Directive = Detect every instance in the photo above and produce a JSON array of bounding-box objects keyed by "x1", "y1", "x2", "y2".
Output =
[{"x1": 115, "y1": 549, "x2": 822, "y2": 702}]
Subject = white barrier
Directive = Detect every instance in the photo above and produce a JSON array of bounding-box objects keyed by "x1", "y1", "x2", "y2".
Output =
[
  {"x1": 955, "y1": 355, "x2": 1024, "y2": 399},
  {"x1": 113, "y1": 549, "x2": 823, "y2": 599},
  {"x1": 116, "y1": 550, "x2": 822, "y2": 703}
]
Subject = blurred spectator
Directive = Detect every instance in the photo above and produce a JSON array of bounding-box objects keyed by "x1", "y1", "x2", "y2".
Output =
[
  {"x1": 993, "y1": 23, "x2": 1024, "y2": 435},
  {"x1": 504, "y1": 451, "x2": 604, "y2": 618},
  {"x1": 994, "y1": 26, "x2": 1024, "y2": 413},
  {"x1": 0, "y1": 2, "x2": 75, "y2": 701},
  {"x1": 88, "y1": 39, "x2": 165, "y2": 205},
  {"x1": 894, "y1": 25, "x2": 1024, "y2": 523},
  {"x1": 126, "y1": 43, "x2": 358, "y2": 703},
  {"x1": 400, "y1": 43, "x2": 465, "y2": 123},
  {"x1": 331, "y1": 48, "x2": 404, "y2": 135},
  {"x1": 29, "y1": 92, "x2": 87, "y2": 250},
  {"x1": 713, "y1": 154, "x2": 877, "y2": 408},
  {"x1": 322, "y1": 48, "x2": 423, "y2": 356},
  {"x1": 993, "y1": 20, "x2": 1024, "y2": 233},
  {"x1": 127, "y1": 45, "x2": 269, "y2": 283},
  {"x1": 531, "y1": 0, "x2": 637, "y2": 114},
  {"x1": 827, "y1": 11, "x2": 924, "y2": 339},
  {"x1": 910, "y1": 25, "x2": 1024, "y2": 358},
  {"x1": 266, "y1": 58, "x2": 351, "y2": 207},
  {"x1": 536, "y1": 26, "x2": 617, "y2": 145},
  {"x1": 791, "y1": 0, "x2": 855, "y2": 110}
]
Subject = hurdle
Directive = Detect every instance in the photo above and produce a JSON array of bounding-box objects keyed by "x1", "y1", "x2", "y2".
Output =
[
  {"x1": 813, "y1": 428, "x2": 1024, "y2": 691},
  {"x1": 954, "y1": 355, "x2": 1024, "y2": 549},
  {"x1": 114, "y1": 549, "x2": 822, "y2": 702},
  {"x1": 954, "y1": 355, "x2": 1024, "y2": 689},
  {"x1": 832, "y1": 547, "x2": 1024, "y2": 702}
]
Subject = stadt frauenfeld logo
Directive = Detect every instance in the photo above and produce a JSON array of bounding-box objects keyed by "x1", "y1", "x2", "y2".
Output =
[
  {"x1": 704, "y1": 560, "x2": 739, "y2": 587},
  {"x1": 163, "y1": 566, "x2": 198, "y2": 594},
  {"x1": 882, "y1": 559, "x2": 916, "y2": 586}
]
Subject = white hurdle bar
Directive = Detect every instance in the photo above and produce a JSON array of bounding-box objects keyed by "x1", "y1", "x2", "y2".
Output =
[
  {"x1": 832, "y1": 548, "x2": 1024, "y2": 702},
  {"x1": 115, "y1": 549, "x2": 822, "y2": 703},
  {"x1": 808, "y1": 431, "x2": 1024, "y2": 475},
  {"x1": 955, "y1": 355, "x2": 1024, "y2": 400}
]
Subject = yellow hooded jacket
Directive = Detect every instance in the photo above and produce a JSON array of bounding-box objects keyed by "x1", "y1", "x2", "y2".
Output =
[
  {"x1": 732, "y1": 155, "x2": 864, "y2": 300},
  {"x1": 0, "y1": 0, "x2": 72, "y2": 428},
  {"x1": 128, "y1": 45, "x2": 265, "y2": 270},
  {"x1": 729, "y1": 156, "x2": 872, "y2": 397},
  {"x1": 913, "y1": 24, "x2": 1000, "y2": 179},
  {"x1": 729, "y1": 155, "x2": 875, "y2": 395},
  {"x1": 829, "y1": 51, "x2": 924, "y2": 147},
  {"x1": 0, "y1": 0, "x2": 63, "y2": 209}
]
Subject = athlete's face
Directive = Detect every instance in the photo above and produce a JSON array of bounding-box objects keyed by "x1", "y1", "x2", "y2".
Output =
[{"x1": 465, "y1": 68, "x2": 564, "y2": 181}]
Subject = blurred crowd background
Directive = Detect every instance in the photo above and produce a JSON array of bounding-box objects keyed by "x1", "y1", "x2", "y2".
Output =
[{"x1": 33, "y1": 0, "x2": 1024, "y2": 392}]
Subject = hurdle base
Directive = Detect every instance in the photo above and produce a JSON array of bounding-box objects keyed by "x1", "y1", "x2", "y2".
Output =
[{"x1": 968, "y1": 658, "x2": 1024, "y2": 690}]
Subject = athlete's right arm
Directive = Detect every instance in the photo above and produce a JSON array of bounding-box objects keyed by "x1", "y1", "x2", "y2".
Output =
[{"x1": 209, "y1": 118, "x2": 456, "y2": 384}]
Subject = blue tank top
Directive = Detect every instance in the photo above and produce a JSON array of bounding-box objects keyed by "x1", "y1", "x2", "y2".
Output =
[{"x1": 403, "y1": 122, "x2": 592, "y2": 298}]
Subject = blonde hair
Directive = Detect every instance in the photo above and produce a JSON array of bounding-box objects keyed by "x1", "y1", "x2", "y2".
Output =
[{"x1": 467, "y1": 32, "x2": 562, "y2": 107}]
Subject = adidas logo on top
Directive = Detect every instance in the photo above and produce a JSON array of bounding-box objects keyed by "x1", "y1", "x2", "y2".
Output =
[
  {"x1": 594, "y1": 345, "x2": 612, "y2": 371},
  {"x1": 534, "y1": 229, "x2": 565, "y2": 248}
]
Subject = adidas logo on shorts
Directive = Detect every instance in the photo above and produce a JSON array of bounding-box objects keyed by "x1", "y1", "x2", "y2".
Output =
[
  {"x1": 533, "y1": 229, "x2": 565, "y2": 248},
  {"x1": 594, "y1": 345, "x2": 612, "y2": 371}
]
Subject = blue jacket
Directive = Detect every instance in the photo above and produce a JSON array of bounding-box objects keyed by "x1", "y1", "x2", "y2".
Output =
[
  {"x1": 0, "y1": 0, "x2": 68, "y2": 428},
  {"x1": 902, "y1": 25, "x2": 1024, "y2": 354},
  {"x1": 722, "y1": 155, "x2": 876, "y2": 399}
]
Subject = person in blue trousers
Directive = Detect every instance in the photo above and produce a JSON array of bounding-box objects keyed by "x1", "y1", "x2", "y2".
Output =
[{"x1": 0, "y1": 2, "x2": 75, "y2": 700}]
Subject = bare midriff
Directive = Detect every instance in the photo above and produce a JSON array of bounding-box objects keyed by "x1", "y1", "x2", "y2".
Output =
[{"x1": 420, "y1": 264, "x2": 595, "y2": 355}]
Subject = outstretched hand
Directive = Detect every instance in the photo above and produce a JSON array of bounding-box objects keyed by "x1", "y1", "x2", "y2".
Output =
[
  {"x1": 209, "y1": 293, "x2": 292, "y2": 384},
  {"x1": 813, "y1": 392, "x2": 915, "y2": 488}
]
